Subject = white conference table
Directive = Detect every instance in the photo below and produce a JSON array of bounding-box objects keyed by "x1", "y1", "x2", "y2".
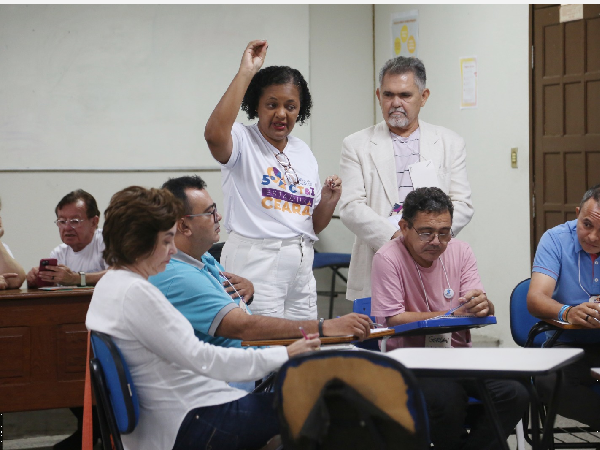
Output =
[{"x1": 385, "y1": 347, "x2": 584, "y2": 450}]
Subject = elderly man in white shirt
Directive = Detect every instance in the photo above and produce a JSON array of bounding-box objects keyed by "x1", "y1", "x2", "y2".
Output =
[{"x1": 27, "y1": 189, "x2": 108, "y2": 288}]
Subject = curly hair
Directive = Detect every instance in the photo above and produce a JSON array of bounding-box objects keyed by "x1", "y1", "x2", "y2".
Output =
[
  {"x1": 241, "y1": 66, "x2": 312, "y2": 124},
  {"x1": 55, "y1": 189, "x2": 100, "y2": 219},
  {"x1": 402, "y1": 187, "x2": 454, "y2": 224},
  {"x1": 102, "y1": 186, "x2": 184, "y2": 267}
]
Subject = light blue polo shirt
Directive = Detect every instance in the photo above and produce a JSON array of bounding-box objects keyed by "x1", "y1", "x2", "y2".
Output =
[
  {"x1": 532, "y1": 219, "x2": 600, "y2": 344},
  {"x1": 149, "y1": 251, "x2": 250, "y2": 348}
]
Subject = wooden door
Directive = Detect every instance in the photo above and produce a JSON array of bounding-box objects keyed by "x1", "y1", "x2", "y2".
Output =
[{"x1": 531, "y1": 4, "x2": 600, "y2": 251}]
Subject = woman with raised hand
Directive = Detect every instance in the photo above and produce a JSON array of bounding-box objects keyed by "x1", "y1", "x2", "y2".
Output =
[
  {"x1": 86, "y1": 186, "x2": 320, "y2": 450},
  {"x1": 205, "y1": 40, "x2": 341, "y2": 320}
]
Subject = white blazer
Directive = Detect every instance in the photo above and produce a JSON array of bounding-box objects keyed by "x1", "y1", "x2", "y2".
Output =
[{"x1": 339, "y1": 120, "x2": 474, "y2": 301}]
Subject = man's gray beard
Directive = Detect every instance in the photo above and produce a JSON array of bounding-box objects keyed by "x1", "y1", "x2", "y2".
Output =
[{"x1": 387, "y1": 115, "x2": 409, "y2": 129}]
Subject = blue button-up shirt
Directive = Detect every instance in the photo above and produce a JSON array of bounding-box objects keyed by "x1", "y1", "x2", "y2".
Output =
[{"x1": 532, "y1": 219, "x2": 600, "y2": 344}]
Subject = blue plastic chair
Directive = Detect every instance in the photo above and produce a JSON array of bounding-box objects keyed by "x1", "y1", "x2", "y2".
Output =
[
  {"x1": 509, "y1": 278, "x2": 600, "y2": 449},
  {"x1": 352, "y1": 297, "x2": 381, "y2": 351},
  {"x1": 90, "y1": 331, "x2": 140, "y2": 450},
  {"x1": 313, "y1": 251, "x2": 351, "y2": 318},
  {"x1": 509, "y1": 278, "x2": 552, "y2": 348},
  {"x1": 273, "y1": 350, "x2": 430, "y2": 450}
]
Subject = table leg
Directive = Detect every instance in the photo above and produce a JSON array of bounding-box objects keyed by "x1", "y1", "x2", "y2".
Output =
[
  {"x1": 540, "y1": 370, "x2": 562, "y2": 450},
  {"x1": 525, "y1": 381, "x2": 542, "y2": 450},
  {"x1": 475, "y1": 379, "x2": 510, "y2": 450}
]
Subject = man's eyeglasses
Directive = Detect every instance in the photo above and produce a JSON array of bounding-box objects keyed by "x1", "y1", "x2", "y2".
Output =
[
  {"x1": 275, "y1": 152, "x2": 299, "y2": 185},
  {"x1": 408, "y1": 223, "x2": 452, "y2": 243},
  {"x1": 186, "y1": 204, "x2": 218, "y2": 223},
  {"x1": 55, "y1": 219, "x2": 86, "y2": 228}
]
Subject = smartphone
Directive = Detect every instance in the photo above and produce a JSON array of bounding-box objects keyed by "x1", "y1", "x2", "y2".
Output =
[{"x1": 36, "y1": 258, "x2": 57, "y2": 287}]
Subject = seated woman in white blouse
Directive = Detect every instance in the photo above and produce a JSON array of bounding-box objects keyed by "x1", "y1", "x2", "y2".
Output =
[
  {"x1": 86, "y1": 186, "x2": 320, "y2": 450},
  {"x1": 0, "y1": 196, "x2": 26, "y2": 289}
]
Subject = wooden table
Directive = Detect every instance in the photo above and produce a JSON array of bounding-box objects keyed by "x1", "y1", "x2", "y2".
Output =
[{"x1": 0, "y1": 288, "x2": 93, "y2": 448}]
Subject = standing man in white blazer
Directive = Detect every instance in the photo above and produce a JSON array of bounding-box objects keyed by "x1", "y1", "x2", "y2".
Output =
[{"x1": 339, "y1": 56, "x2": 474, "y2": 301}]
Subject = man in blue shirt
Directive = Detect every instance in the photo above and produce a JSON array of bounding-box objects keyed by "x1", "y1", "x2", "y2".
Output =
[
  {"x1": 150, "y1": 176, "x2": 372, "y2": 349},
  {"x1": 528, "y1": 184, "x2": 600, "y2": 428}
]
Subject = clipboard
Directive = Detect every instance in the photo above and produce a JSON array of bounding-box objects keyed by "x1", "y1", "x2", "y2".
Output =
[{"x1": 390, "y1": 316, "x2": 497, "y2": 337}]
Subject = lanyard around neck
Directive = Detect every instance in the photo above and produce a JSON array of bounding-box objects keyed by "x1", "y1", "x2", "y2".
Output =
[{"x1": 412, "y1": 257, "x2": 453, "y2": 311}]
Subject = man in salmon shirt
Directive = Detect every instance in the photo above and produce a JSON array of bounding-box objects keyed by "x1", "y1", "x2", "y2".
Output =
[{"x1": 371, "y1": 187, "x2": 527, "y2": 450}]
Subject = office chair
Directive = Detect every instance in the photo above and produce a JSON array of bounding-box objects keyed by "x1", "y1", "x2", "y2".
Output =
[
  {"x1": 208, "y1": 242, "x2": 225, "y2": 263},
  {"x1": 313, "y1": 250, "x2": 351, "y2": 319},
  {"x1": 90, "y1": 331, "x2": 140, "y2": 450},
  {"x1": 510, "y1": 278, "x2": 600, "y2": 449},
  {"x1": 274, "y1": 350, "x2": 430, "y2": 450}
]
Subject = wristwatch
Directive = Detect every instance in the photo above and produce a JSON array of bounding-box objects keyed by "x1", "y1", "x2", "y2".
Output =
[{"x1": 79, "y1": 271, "x2": 86, "y2": 287}]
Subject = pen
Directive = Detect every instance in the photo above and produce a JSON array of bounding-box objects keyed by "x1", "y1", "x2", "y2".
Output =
[
  {"x1": 370, "y1": 323, "x2": 385, "y2": 328},
  {"x1": 299, "y1": 326, "x2": 309, "y2": 340},
  {"x1": 445, "y1": 303, "x2": 465, "y2": 316}
]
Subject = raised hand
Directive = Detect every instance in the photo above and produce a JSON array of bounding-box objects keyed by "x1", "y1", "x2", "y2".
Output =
[{"x1": 240, "y1": 40, "x2": 268, "y2": 75}]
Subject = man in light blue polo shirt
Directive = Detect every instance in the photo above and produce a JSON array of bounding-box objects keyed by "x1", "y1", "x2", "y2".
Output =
[
  {"x1": 150, "y1": 176, "x2": 372, "y2": 349},
  {"x1": 528, "y1": 184, "x2": 600, "y2": 428}
]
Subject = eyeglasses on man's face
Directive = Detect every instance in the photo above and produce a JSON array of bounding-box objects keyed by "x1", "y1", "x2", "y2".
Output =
[
  {"x1": 55, "y1": 219, "x2": 86, "y2": 228},
  {"x1": 185, "y1": 203, "x2": 218, "y2": 223},
  {"x1": 408, "y1": 223, "x2": 452, "y2": 243},
  {"x1": 275, "y1": 152, "x2": 299, "y2": 185}
]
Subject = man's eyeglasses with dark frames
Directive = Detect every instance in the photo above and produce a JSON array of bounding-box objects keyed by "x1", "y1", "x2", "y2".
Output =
[
  {"x1": 408, "y1": 222, "x2": 452, "y2": 243},
  {"x1": 186, "y1": 203, "x2": 218, "y2": 223}
]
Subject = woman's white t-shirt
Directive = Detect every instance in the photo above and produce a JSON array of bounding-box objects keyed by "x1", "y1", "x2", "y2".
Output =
[
  {"x1": 220, "y1": 123, "x2": 321, "y2": 241},
  {"x1": 86, "y1": 269, "x2": 287, "y2": 450}
]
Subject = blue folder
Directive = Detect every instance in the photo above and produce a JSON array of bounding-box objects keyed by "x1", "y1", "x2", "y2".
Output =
[{"x1": 390, "y1": 316, "x2": 497, "y2": 337}]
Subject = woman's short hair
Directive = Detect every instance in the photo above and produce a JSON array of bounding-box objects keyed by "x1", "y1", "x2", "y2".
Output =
[
  {"x1": 241, "y1": 66, "x2": 312, "y2": 125},
  {"x1": 103, "y1": 186, "x2": 184, "y2": 267}
]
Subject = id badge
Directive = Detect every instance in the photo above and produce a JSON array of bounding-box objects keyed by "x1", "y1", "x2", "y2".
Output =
[
  {"x1": 589, "y1": 295, "x2": 600, "y2": 304},
  {"x1": 238, "y1": 300, "x2": 250, "y2": 315},
  {"x1": 425, "y1": 333, "x2": 451, "y2": 348}
]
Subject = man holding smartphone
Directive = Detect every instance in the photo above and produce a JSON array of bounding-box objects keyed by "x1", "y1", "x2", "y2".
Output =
[{"x1": 26, "y1": 189, "x2": 108, "y2": 288}]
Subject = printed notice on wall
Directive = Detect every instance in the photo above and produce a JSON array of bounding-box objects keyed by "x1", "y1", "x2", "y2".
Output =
[
  {"x1": 460, "y1": 57, "x2": 478, "y2": 109},
  {"x1": 391, "y1": 10, "x2": 419, "y2": 58}
]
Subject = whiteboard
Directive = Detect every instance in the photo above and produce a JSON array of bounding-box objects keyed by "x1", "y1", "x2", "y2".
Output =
[{"x1": 0, "y1": 5, "x2": 310, "y2": 169}]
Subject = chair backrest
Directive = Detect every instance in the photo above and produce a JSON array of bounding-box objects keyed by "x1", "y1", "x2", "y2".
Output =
[
  {"x1": 509, "y1": 278, "x2": 546, "y2": 348},
  {"x1": 274, "y1": 350, "x2": 429, "y2": 450},
  {"x1": 352, "y1": 297, "x2": 380, "y2": 351},
  {"x1": 208, "y1": 242, "x2": 225, "y2": 263},
  {"x1": 353, "y1": 297, "x2": 376, "y2": 322},
  {"x1": 90, "y1": 331, "x2": 140, "y2": 440}
]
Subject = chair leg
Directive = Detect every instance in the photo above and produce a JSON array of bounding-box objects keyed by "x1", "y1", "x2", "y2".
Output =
[
  {"x1": 328, "y1": 268, "x2": 336, "y2": 319},
  {"x1": 516, "y1": 419, "x2": 525, "y2": 450}
]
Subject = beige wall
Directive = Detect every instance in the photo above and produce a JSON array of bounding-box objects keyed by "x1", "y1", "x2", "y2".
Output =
[
  {"x1": 0, "y1": 5, "x2": 374, "y2": 276},
  {"x1": 375, "y1": 4, "x2": 531, "y2": 346},
  {"x1": 1, "y1": 5, "x2": 532, "y2": 348},
  {"x1": 309, "y1": 4, "x2": 375, "y2": 253}
]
